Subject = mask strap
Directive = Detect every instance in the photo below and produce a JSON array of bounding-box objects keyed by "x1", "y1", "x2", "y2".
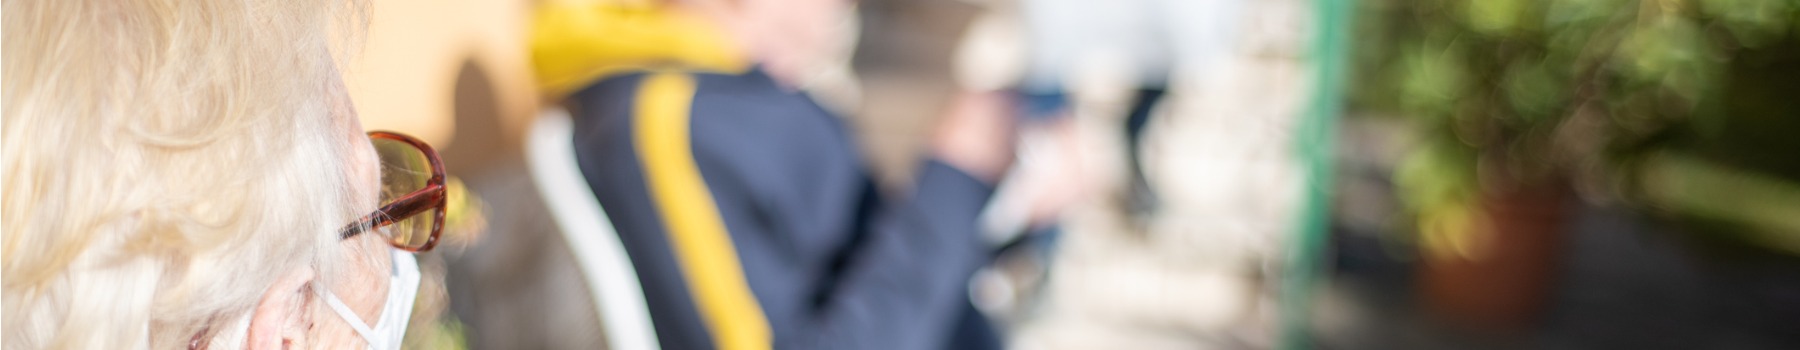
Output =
[
  {"x1": 325, "y1": 250, "x2": 418, "y2": 350},
  {"x1": 324, "y1": 290, "x2": 385, "y2": 348}
]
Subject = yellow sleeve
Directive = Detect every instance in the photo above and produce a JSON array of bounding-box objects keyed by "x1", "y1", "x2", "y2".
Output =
[{"x1": 529, "y1": 1, "x2": 750, "y2": 98}]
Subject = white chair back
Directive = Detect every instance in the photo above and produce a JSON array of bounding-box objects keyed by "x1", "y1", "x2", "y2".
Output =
[{"x1": 526, "y1": 109, "x2": 662, "y2": 350}]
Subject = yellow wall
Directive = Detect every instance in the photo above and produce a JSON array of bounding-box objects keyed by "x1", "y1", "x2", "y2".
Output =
[{"x1": 344, "y1": 0, "x2": 538, "y2": 149}]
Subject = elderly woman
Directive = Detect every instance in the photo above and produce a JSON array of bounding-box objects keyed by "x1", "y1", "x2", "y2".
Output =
[{"x1": 3, "y1": 0, "x2": 447, "y2": 349}]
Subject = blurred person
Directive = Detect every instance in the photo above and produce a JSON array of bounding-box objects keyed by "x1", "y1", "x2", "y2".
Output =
[
  {"x1": 1013, "y1": 0, "x2": 1244, "y2": 221},
  {"x1": 2, "y1": 0, "x2": 455, "y2": 349},
  {"x1": 532, "y1": 0, "x2": 1015, "y2": 348}
]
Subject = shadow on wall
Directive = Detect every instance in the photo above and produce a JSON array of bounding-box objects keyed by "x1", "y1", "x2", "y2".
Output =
[{"x1": 443, "y1": 59, "x2": 516, "y2": 177}]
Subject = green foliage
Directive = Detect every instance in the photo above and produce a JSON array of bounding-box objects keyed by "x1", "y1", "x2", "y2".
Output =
[
  {"x1": 1354, "y1": 0, "x2": 1800, "y2": 211},
  {"x1": 1397, "y1": 41, "x2": 1470, "y2": 117},
  {"x1": 1701, "y1": 0, "x2": 1795, "y2": 47},
  {"x1": 1396, "y1": 141, "x2": 1480, "y2": 213}
]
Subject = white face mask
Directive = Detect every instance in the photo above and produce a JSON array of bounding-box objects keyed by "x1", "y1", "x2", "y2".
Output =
[{"x1": 323, "y1": 249, "x2": 421, "y2": 350}]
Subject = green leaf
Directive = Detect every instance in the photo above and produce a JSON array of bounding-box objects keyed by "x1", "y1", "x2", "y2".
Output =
[
  {"x1": 1615, "y1": 16, "x2": 1712, "y2": 90},
  {"x1": 1466, "y1": 0, "x2": 1529, "y2": 36},
  {"x1": 1396, "y1": 142, "x2": 1479, "y2": 213},
  {"x1": 1700, "y1": 0, "x2": 1794, "y2": 48},
  {"x1": 1504, "y1": 59, "x2": 1570, "y2": 120},
  {"x1": 1399, "y1": 42, "x2": 1471, "y2": 118}
]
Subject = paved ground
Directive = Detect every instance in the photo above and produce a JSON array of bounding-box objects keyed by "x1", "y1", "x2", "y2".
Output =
[{"x1": 1321, "y1": 187, "x2": 1800, "y2": 349}]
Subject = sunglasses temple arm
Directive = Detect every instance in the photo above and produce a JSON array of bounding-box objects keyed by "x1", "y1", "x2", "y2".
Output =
[
  {"x1": 339, "y1": 213, "x2": 380, "y2": 240},
  {"x1": 338, "y1": 185, "x2": 447, "y2": 241}
]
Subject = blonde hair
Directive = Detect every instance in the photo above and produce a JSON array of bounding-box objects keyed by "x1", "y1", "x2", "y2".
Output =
[{"x1": 3, "y1": 0, "x2": 371, "y2": 348}]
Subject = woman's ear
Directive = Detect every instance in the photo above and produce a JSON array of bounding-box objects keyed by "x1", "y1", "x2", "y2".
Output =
[{"x1": 246, "y1": 267, "x2": 317, "y2": 350}]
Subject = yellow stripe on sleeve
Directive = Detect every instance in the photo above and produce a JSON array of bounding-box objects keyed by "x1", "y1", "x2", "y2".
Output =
[{"x1": 633, "y1": 72, "x2": 773, "y2": 350}]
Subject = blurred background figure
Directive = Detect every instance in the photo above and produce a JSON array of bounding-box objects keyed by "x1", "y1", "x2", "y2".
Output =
[
  {"x1": 995, "y1": 0, "x2": 1244, "y2": 223},
  {"x1": 530, "y1": 0, "x2": 1018, "y2": 348},
  {"x1": 941, "y1": 0, "x2": 1301, "y2": 349}
]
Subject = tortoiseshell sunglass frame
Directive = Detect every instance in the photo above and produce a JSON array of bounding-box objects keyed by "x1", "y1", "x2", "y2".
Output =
[{"x1": 337, "y1": 131, "x2": 446, "y2": 253}]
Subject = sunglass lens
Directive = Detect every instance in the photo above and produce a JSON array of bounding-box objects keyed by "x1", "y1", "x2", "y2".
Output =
[{"x1": 371, "y1": 137, "x2": 438, "y2": 251}]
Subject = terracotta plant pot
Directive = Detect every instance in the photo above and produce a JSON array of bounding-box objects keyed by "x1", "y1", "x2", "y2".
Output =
[{"x1": 1418, "y1": 180, "x2": 1570, "y2": 331}]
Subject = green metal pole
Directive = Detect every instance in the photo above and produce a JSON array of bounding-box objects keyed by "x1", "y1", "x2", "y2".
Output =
[{"x1": 1281, "y1": 0, "x2": 1352, "y2": 349}]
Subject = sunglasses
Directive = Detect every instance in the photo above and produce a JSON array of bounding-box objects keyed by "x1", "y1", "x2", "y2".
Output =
[
  {"x1": 189, "y1": 131, "x2": 449, "y2": 350},
  {"x1": 338, "y1": 131, "x2": 446, "y2": 253}
]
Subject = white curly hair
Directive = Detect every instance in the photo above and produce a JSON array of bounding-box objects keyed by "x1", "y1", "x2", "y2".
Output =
[{"x1": 2, "y1": 0, "x2": 377, "y2": 348}]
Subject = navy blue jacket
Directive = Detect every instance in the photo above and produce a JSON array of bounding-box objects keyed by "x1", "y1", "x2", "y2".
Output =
[{"x1": 570, "y1": 69, "x2": 993, "y2": 350}]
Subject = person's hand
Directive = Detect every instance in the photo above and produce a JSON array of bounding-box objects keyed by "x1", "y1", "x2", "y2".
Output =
[
  {"x1": 980, "y1": 115, "x2": 1093, "y2": 239},
  {"x1": 1016, "y1": 118, "x2": 1089, "y2": 226},
  {"x1": 933, "y1": 91, "x2": 1016, "y2": 183}
]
